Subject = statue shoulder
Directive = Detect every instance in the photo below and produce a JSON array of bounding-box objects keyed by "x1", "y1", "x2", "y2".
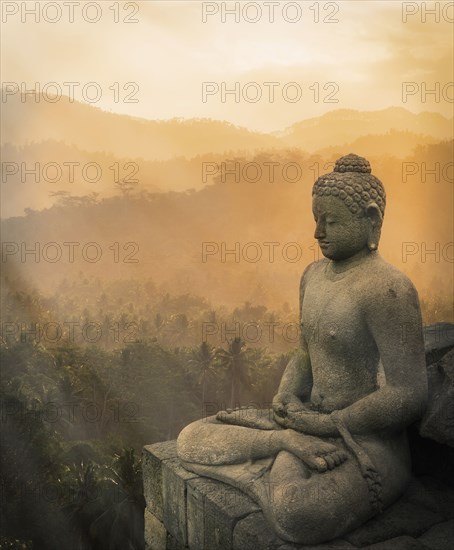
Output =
[
  {"x1": 362, "y1": 256, "x2": 425, "y2": 356},
  {"x1": 300, "y1": 259, "x2": 328, "y2": 290},
  {"x1": 362, "y1": 255, "x2": 420, "y2": 307}
]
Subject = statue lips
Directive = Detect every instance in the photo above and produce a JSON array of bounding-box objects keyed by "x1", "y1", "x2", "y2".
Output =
[{"x1": 318, "y1": 241, "x2": 330, "y2": 249}]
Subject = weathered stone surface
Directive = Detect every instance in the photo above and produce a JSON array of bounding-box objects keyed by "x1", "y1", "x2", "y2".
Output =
[
  {"x1": 186, "y1": 478, "x2": 205, "y2": 550},
  {"x1": 404, "y1": 477, "x2": 454, "y2": 520},
  {"x1": 366, "y1": 535, "x2": 428, "y2": 549},
  {"x1": 409, "y1": 432, "x2": 454, "y2": 487},
  {"x1": 143, "y1": 441, "x2": 179, "y2": 520},
  {"x1": 423, "y1": 323, "x2": 454, "y2": 366},
  {"x1": 344, "y1": 500, "x2": 441, "y2": 547},
  {"x1": 162, "y1": 457, "x2": 198, "y2": 547},
  {"x1": 419, "y1": 348, "x2": 454, "y2": 447},
  {"x1": 296, "y1": 539, "x2": 356, "y2": 549},
  {"x1": 187, "y1": 477, "x2": 259, "y2": 549},
  {"x1": 144, "y1": 508, "x2": 167, "y2": 550},
  {"x1": 233, "y1": 512, "x2": 283, "y2": 550},
  {"x1": 418, "y1": 519, "x2": 454, "y2": 550},
  {"x1": 166, "y1": 533, "x2": 187, "y2": 550},
  {"x1": 142, "y1": 440, "x2": 454, "y2": 550},
  {"x1": 232, "y1": 511, "x2": 355, "y2": 550}
]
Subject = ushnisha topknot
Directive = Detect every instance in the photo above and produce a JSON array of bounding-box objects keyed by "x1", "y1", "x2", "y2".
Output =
[{"x1": 312, "y1": 154, "x2": 386, "y2": 218}]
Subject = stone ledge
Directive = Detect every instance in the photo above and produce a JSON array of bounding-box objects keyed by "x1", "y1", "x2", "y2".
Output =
[
  {"x1": 188, "y1": 477, "x2": 260, "y2": 549},
  {"x1": 143, "y1": 442, "x2": 454, "y2": 550},
  {"x1": 143, "y1": 441, "x2": 179, "y2": 520}
]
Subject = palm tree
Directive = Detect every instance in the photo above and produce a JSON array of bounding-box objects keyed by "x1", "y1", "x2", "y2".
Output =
[
  {"x1": 62, "y1": 461, "x2": 101, "y2": 550},
  {"x1": 215, "y1": 337, "x2": 251, "y2": 409},
  {"x1": 154, "y1": 313, "x2": 165, "y2": 339},
  {"x1": 109, "y1": 448, "x2": 142, "y2": 501},
  {"x1": 166, "y1": 313, "x2": 191, "y2": 346},
  {"x1": 89, "y1": 449, "x2": 145, "y2": 550},
  {"x1": 188, "y1": 342, "x2": 215, "y2": 406}
]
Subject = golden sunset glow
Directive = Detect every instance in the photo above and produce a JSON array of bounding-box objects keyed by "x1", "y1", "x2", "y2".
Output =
[
  {"x1": 2, "y1": 1, "x2": 453, "y2": 130},
  {"x1": 1, "y1": 4, "x2": 453, "y2": 547},
  {"x1": 1, "y1": 1, "x2": 453, "y2": 319}
]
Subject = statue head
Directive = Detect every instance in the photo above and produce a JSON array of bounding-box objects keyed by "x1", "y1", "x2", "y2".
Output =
[{"x1": 312, "y1": 154, "x2": 386, "y2": 261}]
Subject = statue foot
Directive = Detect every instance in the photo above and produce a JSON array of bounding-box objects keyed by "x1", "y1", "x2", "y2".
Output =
[
  {"x1": 216, "y1": 408, "x2": 279, "y2": 430},
  {"x1": 280, "y1": 430, "x2": 348, "y2": 473}
]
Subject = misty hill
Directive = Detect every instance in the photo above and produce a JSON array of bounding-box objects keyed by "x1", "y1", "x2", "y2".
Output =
[
  {"x1": 316, "y1": 129, "x2": 440, "y2": 159},
  {"x1": 1, "y1": 140, "x2": 248, "y2": 216},
  {"x1": 2, "y1": 93, "x2": 282, "y2": 161},
  {"x1": 2, "y1": 94, "x2": 452, "y2": 162},
  {"x1": 278, "y1": 108, "x2": 453, "y2": 152},
  {"x1": 2, "y1": 142, "x2": 452, "y2": 310},
  {"x1": 3, "y1": 135, "x2": 448, "y2": 217},
  {"x1": 1, "y1": 141, "x2": 163, "y2": 217}
]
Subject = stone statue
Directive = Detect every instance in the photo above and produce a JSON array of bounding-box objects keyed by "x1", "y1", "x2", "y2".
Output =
[{"x1": 177, "y1": 154, "x2": 428, "y2": 545}]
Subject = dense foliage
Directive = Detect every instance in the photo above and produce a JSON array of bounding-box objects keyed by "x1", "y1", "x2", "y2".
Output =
[{"x1": 0, "y1": 311, "x2": 291, "y2": 549}]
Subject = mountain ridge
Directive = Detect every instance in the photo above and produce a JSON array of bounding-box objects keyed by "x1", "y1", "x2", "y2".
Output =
[{"x1": 2, "y1": 93, "x2": 452, "y2": 160}]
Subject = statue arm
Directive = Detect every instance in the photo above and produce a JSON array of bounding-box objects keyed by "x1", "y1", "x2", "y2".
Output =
[
  {"x1": 273, "y1": 267, "x2": 314, "y2": 416},
  {"x1": 335, "y1": 275, "x2": 428, "y2": 435},
  {"x1": 277, "y1": 274, "x2": 428, "y2": 437},
  {"x1": 275, "y1": 350, "x2": 312, "y2": 401}
]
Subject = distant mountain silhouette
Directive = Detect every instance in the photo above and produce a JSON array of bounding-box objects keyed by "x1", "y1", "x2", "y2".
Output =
[
  {"x1": 277, "y1": 107, "x2": 453, "y2": 152},
  {"x1": 2, "y1": 93, "x2": 281, "y2": 161},
  {"x1": 316, "y1": 130, "x2": 440, "y2": 158},
  {"x1": 2, "y1": 93, "x2": 452, "y2": 161},
  {"x1": 1, "y1": 141, "x2": 452, "y2": 308}
]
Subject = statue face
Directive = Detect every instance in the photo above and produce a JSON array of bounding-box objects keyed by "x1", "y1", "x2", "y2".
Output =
[{"x1": 312, "y1": 196, "x2": 369, "y2": 261}]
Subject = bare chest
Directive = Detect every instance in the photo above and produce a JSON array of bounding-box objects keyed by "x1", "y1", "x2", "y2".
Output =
[{"x1": 301, "y1": 275, "x2": 370, "y2": 350}]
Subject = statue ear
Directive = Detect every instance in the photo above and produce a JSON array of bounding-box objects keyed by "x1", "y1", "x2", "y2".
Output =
[
  {"x1": 365, "y1": 202, "x2": 382, "y2": 227},
  {"x1": 365, "y1": 202, "x2": 382, "y2": 250}
]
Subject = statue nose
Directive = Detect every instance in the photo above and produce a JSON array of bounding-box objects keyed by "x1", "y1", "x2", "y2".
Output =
[{"x1": 314, "y1": 221, "x2": 325, "y2": 239}]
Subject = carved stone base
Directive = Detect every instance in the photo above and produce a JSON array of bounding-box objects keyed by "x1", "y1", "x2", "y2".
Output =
[{"x1": 142, "y1": 441, "x2": 454, "y2": 550}]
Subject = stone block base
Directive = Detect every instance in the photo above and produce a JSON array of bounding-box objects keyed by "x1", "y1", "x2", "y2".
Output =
[{"x1": 143, "y1": 441, "x2": 454, "y2": 550}]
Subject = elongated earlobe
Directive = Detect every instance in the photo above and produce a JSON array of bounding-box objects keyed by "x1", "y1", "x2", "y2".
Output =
[{"x1": 366, "y1": 203, "x2": 382, "y2": 251}]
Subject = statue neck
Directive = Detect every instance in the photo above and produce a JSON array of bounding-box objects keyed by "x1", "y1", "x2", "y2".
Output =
[{"x1": 329, "y1": 248, "x2": 376, "y2": 274}]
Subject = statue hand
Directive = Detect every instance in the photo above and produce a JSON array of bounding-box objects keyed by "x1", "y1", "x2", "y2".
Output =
[
  {"x1": 272, "y1": 392, "x2": 306, "y2": 418},
  {"x1": 275, "y1": 410, "x2": 337, "y2": 437}
]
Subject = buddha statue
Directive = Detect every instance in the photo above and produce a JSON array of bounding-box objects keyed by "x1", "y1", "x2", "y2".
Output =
[{"x1": 177, "y1": 154, "x2": 428, "y2": 545}]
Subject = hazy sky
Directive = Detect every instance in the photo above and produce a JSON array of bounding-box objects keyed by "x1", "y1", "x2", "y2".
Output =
[{"x1": 2, "y1": 0, "x2": 453, "y2": 131}]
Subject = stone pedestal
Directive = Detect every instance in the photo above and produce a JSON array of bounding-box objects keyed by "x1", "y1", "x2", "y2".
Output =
[{"x1": 142, "y1": 441, "x2": 454, "y2": 550}]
